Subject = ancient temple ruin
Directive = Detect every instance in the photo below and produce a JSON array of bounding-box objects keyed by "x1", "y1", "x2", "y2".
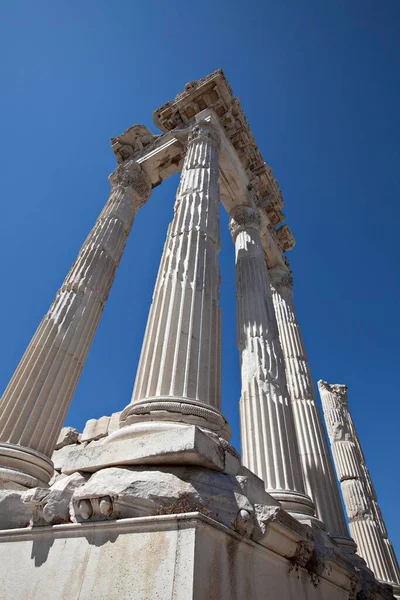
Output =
[{"x1": 0, "y1": 69, "x2": 398, "y2": 600}]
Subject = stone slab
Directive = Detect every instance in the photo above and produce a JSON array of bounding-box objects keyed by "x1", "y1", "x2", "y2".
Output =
[
  {"x1": 54, "y1": 427, "x2": 79, "y2": 450},
  {"x1": 62, "y1": 425, "x2": 230, "y2": 475}
]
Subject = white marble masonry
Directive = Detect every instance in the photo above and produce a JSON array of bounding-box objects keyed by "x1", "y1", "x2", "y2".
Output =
[
  {"x1": 117, "y1": 120, "x2": 229, "y2": 440},
  {"x1": 269, "y1": 267, "x2": 350, "y2": 546},
  {"x1": 319, "y1": 380, "x2": 400, "y2": 595},
  {"x1": 229, "y1": 205, "x2": 315, "y2": 519},
  {"x1": 0, "y1": 161, "x2": 152, "y2": 488}
]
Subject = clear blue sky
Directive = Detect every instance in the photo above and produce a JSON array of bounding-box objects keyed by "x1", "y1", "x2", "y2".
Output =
[{"x1": 1, "y1": 1, "x2": 399, "y2": 549}]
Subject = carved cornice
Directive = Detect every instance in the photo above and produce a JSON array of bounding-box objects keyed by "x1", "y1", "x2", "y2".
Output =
[
  {"x1": 229, "y1": 206, "x2": 261, "y2": 240},
  {"x1": 109, "y1": 161, "x2": 152, "y2": 206},
  {"x1": 275, "y1": 224, "x2": 295, "y2": 253},
  {"x1": 188, "y1": 121, "x2": 220, "y2": 149},
  {"x1": 153, "y1": 70, "x2": 285, "y2": 218}
]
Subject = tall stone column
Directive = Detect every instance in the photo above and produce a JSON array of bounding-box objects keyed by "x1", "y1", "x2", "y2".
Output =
[
  {"x1": 319, "y1": 380, "x2": 400, "y2": 591},
  {"x1": 269, "y1": 267, "x2": 350, "y2": 544},
  {"x1": 0, "y1": 161, "x2": 152, "y2": 488},
  {"x1": 230, "y1": 206, "x2": 314, "y2": 518},
  {"x1": 118, "y1": 121, "x2": 229, "y2": 440}
]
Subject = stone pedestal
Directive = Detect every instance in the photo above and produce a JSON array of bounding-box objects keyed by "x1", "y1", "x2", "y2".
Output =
[
  {"x1": 269, "y1": 267, "x2": 350, "y2": 546},
  {"x1": 319, "y1": 381, "x2": 400, "y2": 594},
  {"x1": 0, "y1": 512, "x2": 367, "y2": 600},
  {"x1": 0, "y1": 161, "x2": 151, "y2": 488},
  {"x1": 229, "y1": 206, "x2": 315, "y2": 520}
]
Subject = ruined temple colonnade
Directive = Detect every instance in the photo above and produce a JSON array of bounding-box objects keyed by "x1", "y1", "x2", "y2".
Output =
[
  {"x1": 0, "y1": 70, "x2": 398, "y2": 600},
  {"x1": 0, "y1": 108, "x2": 330, "y2": 522}
]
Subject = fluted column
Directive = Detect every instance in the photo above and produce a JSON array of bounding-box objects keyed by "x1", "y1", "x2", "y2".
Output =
[
  {"x1": 118, "y1": 121, "x2": 229, "y2": 440},
  {"x1": 230, "y1": 206, "x2": 314, "y2": 517},
  {"x1": 319, "y1": 381, "x2": 400, "y2": 589},
  {"x1": 0, "y1": 161, "x2": 152, "y2": 488},
  {"x1": 269, "y1": 267, "x2": 350, "y2": 543}
]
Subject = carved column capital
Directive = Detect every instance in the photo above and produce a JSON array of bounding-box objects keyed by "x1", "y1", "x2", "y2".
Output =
[
  {"x1": 188, "y1": 120, "x2": 221, "y2": 149},
  {"x1": 109, "y1": 160, "x2": 152, "y2": 207},
  {"x1": 229, "y1": 206, "x2": 261, "y2": 241},
  {"x1": 318, "y1": 380, "x2": 348, "y2": 405},
  {"x1": 269, "y1": 266, "x2": 293, "y2": 291}
]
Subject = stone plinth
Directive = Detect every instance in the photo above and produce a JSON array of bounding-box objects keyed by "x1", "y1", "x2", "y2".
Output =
[{"x1": 0, "y1": 512, "x2": 368, "y2": 600}]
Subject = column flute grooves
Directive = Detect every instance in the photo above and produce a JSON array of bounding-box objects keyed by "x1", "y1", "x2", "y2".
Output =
[
  {"x1": 230, "y1": 206, "x2": 314, "y2": 518},
  {"x1": 120, "y1": 120, "x2": 229, "y2": 441},
  {"x1": 319, "y1": 380, "x2": 400, "y2": 588},
  {"x1": 270, "y1": 268, "x2": 349, "y2": 540},
  {"x1": 0, "y1": 161, "x2": 152, "y2": 487}
]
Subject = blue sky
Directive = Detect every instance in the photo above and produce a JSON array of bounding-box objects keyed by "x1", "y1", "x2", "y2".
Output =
[{"x1": 0, "y1": 1, "x2": 399, "y2": 548}]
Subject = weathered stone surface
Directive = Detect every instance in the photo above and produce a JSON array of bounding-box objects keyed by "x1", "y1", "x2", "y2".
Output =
[
  {"x1": 81, "y1": 416, "x2": 110, "y2": 443},
  {"x1": 22, "y1": 472, "x2": 89, "y2": 526},
  {"x1": 107, "y1": 411, "x2": 121, "y2": 435},
  {"x1": 235, "y1": 465, "x2": 280, "y2": 506},
  {"x1": 70, "y1": 465, "x2": 259, "y2": 532},
  {"x1": 55, "y1": 427, "x2": 79, "y2": 450},
  {"x1": 0, "y1": 489, "x2": 31, "y2": 530},
  {"x1": 62, "y1": 425, "x2": 239, "y2": 476},
  {"x1": 52, "y1": 443, "x2": 83, "y2": 471}
]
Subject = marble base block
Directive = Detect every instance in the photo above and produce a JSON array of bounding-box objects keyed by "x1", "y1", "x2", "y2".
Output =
[
  {"x1": 0, "y1": 513, "x2": 362, "y2": 600},
  {"x1": 61, "y1": 424, "x2": 240, "y2": 476}
]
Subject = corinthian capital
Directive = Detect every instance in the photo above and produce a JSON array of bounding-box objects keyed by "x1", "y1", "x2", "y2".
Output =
[
  {"x1": 188, "y1": 121, "x2": 221, "y2": 149},
  {"x1": 318, "y1": 380, "x2": 348, "y2": 405},
  {"x1": 229, "y1": 206, "x2": 261, "y2": 240},
  {"x1": 109, "y1": 160, "x2": 152, "y2": 206},
  {"x1": 269, "y1": 266, "x2": 293, "y2": 291}
]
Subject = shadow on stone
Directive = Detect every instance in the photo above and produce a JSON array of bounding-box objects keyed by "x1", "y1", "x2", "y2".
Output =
[{"x1": 31, "y1": 536, "x2": 54, "y2": 567}]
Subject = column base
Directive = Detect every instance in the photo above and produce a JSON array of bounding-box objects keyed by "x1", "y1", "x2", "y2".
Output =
[
  {"x1": 119, "y1": 396, "x2": 231, "y2": 441},
  {"x1": 268, "y1": 489, "x2": 319, "y2": 523},
  {"x1": 387, "y1": 582, "x2": 400, "y2": 599},
  {"x1": 331, "y1": 534, "x2": 357, "y2": 555},
  {"x1": 0, "y1": 443, "x2": 54, "y2": 489}
]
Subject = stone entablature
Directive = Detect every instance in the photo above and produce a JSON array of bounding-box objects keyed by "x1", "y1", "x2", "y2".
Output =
[{"x1": 153, "y1": 69, "x2": 288, "y2": 233}]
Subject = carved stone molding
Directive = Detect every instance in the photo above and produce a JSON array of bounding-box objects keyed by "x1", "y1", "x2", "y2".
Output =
[
  {"x1": 109, "y1": 160, "x2": 152, "y2": 205},
  {"x1": 187, "y1": 121, "x2": 220, "y2": 149},
  {"x1": 228, "y1": 206, "x2": 261, "y2": 240},
  {"x1": 275, "y1": 224, "x2": 295, "y2": 252},
  {"x1": 111, "y1": 124, "x2": 159, "y2": 164}
]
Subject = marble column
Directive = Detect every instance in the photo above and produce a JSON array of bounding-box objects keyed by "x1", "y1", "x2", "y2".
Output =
[
  {"x1": 118, "y1": 121, "x2": 229, "y2": 440},
  {"x1": 230, "y1": 206, "x2": 314, "y2": 518},
  {"x1": 0, "y1": 161, "x2": 152, "y2": 488},
  {"x1": 269, "y1": 267, "x2": 350, "y2": 544},
  {"x1": 319, "y1": 381, "x2": 400, "y2": 590}
]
